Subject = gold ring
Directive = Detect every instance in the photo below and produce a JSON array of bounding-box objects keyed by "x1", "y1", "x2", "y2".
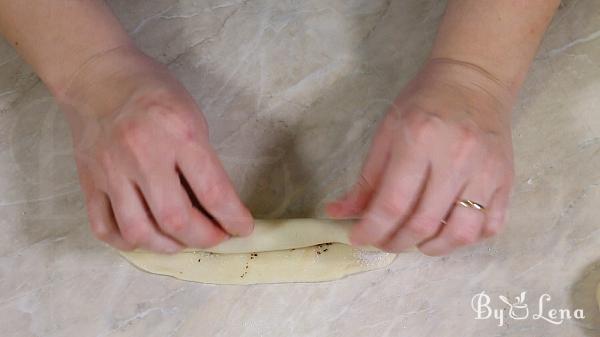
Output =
[{"x1": 456, "y1": 199, "x2": 485, "y2": 212}]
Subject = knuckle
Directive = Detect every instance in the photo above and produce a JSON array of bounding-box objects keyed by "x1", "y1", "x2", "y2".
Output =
[
  {"x1": 373, "y1": 199, "x2": 405, "y2": 220},
  {"x1": 449, "y1": 227, "x2": 479, "y2": 245},
  {"x1": 120, "y1": 221, "x2": 150, "y2": 245},
  {"x1": 116, "y1": 119, "x2": 146, "y2": 150},
  {"x1": 89, "y1": 222, "x2": 111, "y2": 241},
  {"x1": 116, "y1": 119, "x2": 142, "y2": 145},
  {"x1": 456, "y1": 123, "x2": 480, "y2": 145},
  {"x1": 175, "y1": 123, "x2": 196, "y2": 143},
  {"x1": 407, "y1": 113, "x2": 441, "y2": 143},
  {"x1": 406, "y1": 214, "x2": 441, "y2": 237},
  {"x1": 113, "y1": 122, "x2": 152, "y2": 169},
  {"x1": 157, "y1": 111, "x2": 197, "y2": 143},
  {"x1": 452, "y1": 127, "x2": 481, "y2": 162},
  {"x1": 157, "y1": 209, "x2": 188, "y2": 234},
  {"x1": 485, "y1": 215, "x2": 506, "y2": 236},
  {"x1": 483, "y1": 225, "x2": 500, "y2": 237}
]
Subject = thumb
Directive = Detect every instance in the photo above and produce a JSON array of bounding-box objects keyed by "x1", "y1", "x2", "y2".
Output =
[
  {"x1": 327, "y1": 111, "x2": 395, "y2": 218},
  {"x1": 326, "y1": 177, "x2": 373, "y2": 218}
]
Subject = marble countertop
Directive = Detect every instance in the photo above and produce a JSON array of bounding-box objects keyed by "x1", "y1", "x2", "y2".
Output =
[{"x1": 2, "y1": 0, "x2": 600, "y2": 336}]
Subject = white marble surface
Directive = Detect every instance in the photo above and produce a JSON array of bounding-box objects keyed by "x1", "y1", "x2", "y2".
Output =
[{"x1": 1, "y1": 0, "x2": 600, "y2": 336}]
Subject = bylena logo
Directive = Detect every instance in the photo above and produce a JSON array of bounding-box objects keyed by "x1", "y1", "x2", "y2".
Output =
[
  {"x1": 471, "y1": 291, "x2": 585, "y2": 327},
  {"x1": 499, "y1": 292, "x2": 529, "y2": 320}
]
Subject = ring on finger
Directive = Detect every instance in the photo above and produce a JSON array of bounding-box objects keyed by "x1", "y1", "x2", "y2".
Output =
[{"x1": 456, "y1": 199, "x2": 485, "y2": 212}]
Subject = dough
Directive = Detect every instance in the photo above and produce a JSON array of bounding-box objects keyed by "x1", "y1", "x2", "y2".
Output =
[
  {"x1": 121, "y1": 243, "x2": 396, "y2": 284},
  {"x1": 120, "y1": 218, "x2": 397, "y2": 284},
  {"x1": 187, "y1": 218, "x2": 362, "y2": 254}
]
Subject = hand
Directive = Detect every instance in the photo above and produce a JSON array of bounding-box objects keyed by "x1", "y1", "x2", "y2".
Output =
[
  {"x1": 327, "y1": 58, "x2": 516, "y2": 256},
  {"x1": 59, "y1": 46, "x2": 253, "y2": 253}
]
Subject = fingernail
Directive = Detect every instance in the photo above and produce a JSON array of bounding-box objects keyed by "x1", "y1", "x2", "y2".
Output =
[{"x1": 243, "y1": 219, "x2": 255, "y2": 236}]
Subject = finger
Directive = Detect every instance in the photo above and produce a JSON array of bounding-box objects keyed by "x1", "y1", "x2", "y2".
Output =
[
  {"x1": 108, "y1": 175, "x2": 182, "y2": 253},
  {"x1": 418, "y1": 184, "x2": 490, "y2": 256},
  {"x1": 327, "y1": 113, "x2": 395, "y2": 218},
  {"x1": 75, "y1": 163, "x2": 133, "y2": 250},
  {"x1": 86, "y1": 190, "x2": 135, "y2": 251},
  {"x1": 139, "y1": 167, "x2": 229, "y2": 248},
  {"x1": 177, "y1": 141, "x2": 254, "y2": 237},
  {"x1": 379, "y1": 164, "x2": 466, "y2": 253},
  {"x1": 350, "y1": 141, "x2": 429, "y2": 246},
  {"x1": 482, "y1": 185, "x2": 511, "y2": 238}
]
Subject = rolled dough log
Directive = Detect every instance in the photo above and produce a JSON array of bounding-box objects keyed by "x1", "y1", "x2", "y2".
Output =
[
  {"x1": 190, "y1": 218, "x2": 358, "y2": 254},
  {"x1": 120, "y1": 218, "x2": 397, "y2": 284}
]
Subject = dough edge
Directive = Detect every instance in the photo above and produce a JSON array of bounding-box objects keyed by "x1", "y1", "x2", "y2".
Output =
[
  {"x1": 191, "y1": 218, "x2": 357, "y2": 254},
  {"x1": 120, "y1": 218, "x2": 397, "y2": 284},
  {"x1": 121, "y1": 244, "x2": 396, "y2": 285}
]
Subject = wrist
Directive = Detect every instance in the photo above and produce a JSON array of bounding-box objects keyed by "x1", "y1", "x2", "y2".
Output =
[
  {"x1": 56, "y1": 44, "x2": 172, "y2": 118},
  {"x1": 399, "y1": 57, "x2": 516, "y2": 136},
  {"x1": 37, "y1": 36, "x2": 135, "y2": 98},
  {"x1": 422, "y1": 57, "x2": 517, "y2": 109}
]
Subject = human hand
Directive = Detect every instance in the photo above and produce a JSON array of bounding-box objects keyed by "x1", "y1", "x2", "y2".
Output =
[
  {"x1": 327, "y1": 58, "x2": 516, "y2": 256},
  {"x1": 59, "y1": 46, "x2": 253, "y2": 253}
]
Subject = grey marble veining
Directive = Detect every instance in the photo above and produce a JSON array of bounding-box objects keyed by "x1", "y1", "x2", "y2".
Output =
[{"x1": 1, "y1": 1, "x2": 600, "y2": 336}]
